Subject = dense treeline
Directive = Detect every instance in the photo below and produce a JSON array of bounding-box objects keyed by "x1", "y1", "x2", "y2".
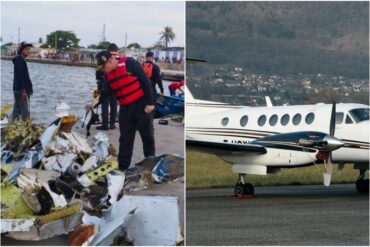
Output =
[{"x1": 186, "y1": 1, "x2": 369, "y2": 78}]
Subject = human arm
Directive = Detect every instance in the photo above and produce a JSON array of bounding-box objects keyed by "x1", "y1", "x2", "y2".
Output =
[
  {"x1": 153, "y1": 64, "x2": 164, "y2": 95},
  {"x1": 125, "y1": 57, "x2": 155, "y2": 106}
]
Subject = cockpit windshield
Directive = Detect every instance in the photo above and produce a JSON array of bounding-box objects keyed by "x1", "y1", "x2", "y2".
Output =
[{"x1": 349, "y1": 108, "x2": 369, "y2": 123}]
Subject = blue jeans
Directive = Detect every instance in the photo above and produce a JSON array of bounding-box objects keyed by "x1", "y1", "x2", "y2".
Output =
[{"x1": 169, "y1": 88, "x2": 176, "y2": 96}]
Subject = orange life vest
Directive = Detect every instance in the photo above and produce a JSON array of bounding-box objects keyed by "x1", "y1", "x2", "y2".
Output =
[
  {"x1": 107, "y1": 57, "x2": 144, "y2": 106},
  {"x1": 142, "y1": 61, "x2": 153, "y2": 79}
]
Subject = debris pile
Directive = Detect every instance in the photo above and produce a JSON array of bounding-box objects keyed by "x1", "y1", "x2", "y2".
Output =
[{"x1": 1, "y1": 105, "x2": 183, "y2": 246}]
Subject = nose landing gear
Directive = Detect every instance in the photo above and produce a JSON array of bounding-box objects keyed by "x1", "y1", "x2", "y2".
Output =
[{"x1": 234, "y1": 174, "x2": 254, "y2": 197}]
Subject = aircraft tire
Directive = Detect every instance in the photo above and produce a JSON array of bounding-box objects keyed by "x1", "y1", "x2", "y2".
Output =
[
  {"x1": 356, "y1": 179, "x2": 369, "y2": 193},
  {"x1": 234, "y1": 182, "x2": 245, "y2": 197},
  {"x1": 244, "y1": 183, "x2": 254, "y2": 195}
]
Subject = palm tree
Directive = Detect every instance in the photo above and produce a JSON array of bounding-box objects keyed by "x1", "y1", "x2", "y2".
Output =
[{"x1": 159, "y1": 26, "x2": 175, "y2": 48}]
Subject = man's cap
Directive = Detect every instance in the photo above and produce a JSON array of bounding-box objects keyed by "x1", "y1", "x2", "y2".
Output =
[
  {"x1": 146, "y1": 51, "x2": 154, "y2": 57},
  {"x1": 95, "y1": 51, "x2": 112, "y2": 68},
  {"x1": 18, "y1": 41, "x2": 33, "y2": 54},
  {"x1": 108, "y1": 43, "x2": 119, "y2": 52}
]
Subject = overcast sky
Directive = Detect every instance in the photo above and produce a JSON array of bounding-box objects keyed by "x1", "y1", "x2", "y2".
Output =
[{"x1": 1, "y1": 1, "x2": 185, "y2": 47}]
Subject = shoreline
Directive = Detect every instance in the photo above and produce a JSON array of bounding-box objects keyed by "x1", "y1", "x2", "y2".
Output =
[{"x1": 0, "y1": 56, "x2": 184, "y2": 81}]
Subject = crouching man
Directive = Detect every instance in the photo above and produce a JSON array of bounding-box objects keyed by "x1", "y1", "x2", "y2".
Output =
[{"x1": 94, "y1": 51, "x2": 155, "y2": 171}]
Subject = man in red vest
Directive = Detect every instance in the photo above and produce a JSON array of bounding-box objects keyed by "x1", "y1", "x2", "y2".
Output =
[
  {"x1": 95, "y1": 50, "x2": 155, "y2": 171},
  {"x1": 142, "y1": 51, "x2": 164, "y2": 100}
]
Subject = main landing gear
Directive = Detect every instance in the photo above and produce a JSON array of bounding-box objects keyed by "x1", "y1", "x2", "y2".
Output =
[
  {"x1": 234, "y1": 174, "x2": 254, "y2": 196},
  {"x1": 356, "y1": 169, "x2": 369, "y2": 193}
]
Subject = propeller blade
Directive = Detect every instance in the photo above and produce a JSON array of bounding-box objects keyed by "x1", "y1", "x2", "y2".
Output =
[
  {"x1": 323, "y1": 154, "x2": 333, "y2": 186},
  {"x1": 329, "y1": 102, "x2": 336, "y2": 136}
]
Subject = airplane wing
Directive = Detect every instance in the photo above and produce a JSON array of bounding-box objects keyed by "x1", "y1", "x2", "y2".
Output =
[{"x1": 186, "y1": 140, "x2": 267, "y2": 155}]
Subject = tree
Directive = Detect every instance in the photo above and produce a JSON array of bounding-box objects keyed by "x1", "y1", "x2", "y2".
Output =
[
  {"x1": 1, "y1": 42, "x2": 12, "y2": 48},
  {"x1": 96, "y1": 41, "x2": 111, "y2": 49},
  {"x1": 159, "y1": 26, "x2": 176, "y2": 47},
  {"x1": 127, "y1": 43, "x2": 141, "y2": 49},
  {"x1": 88, "y1": 44, "x2": 98, "y2": 49},
  {"x1": 150, "y1": 41, "x2": 164, "y2": 50},
  {"x1": 38, "y1": 37, "x2": 43, "y2": 44},
  {"x1": 40, "y1": 30, "x2": 80, "y2": 49}
]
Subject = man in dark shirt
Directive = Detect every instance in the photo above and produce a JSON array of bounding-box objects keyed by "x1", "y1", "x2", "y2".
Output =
[
  {"x1": 96, "y1": 43, "x2": 118, "y2": 130},
  {"x1": 142, "y1": 51, "x2": 164, "y2": 100},
  {"x1": 93, "y1": 51, "x2": 155, "y2": 171},
  {"x1": 12, "y1": 41, "x2": 33, "y2": 121}
]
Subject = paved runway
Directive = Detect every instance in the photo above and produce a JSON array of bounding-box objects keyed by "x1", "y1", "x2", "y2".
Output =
[{"x1": 186, "y1": 184, "x2": 369, "y2": 246}]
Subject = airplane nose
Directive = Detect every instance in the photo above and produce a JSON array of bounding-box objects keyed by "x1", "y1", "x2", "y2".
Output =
[{"x1": 323, "y1": 135, "x2": 344, "y2": 151}]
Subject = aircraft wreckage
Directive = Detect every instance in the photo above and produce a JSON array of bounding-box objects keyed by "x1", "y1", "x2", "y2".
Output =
[{"x1": 0, "y1": 104, "x2": 184, "y2": 245}]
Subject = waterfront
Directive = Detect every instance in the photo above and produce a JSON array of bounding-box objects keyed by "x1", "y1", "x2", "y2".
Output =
[{"x1": 1, "y1": 60, "x2": 173, "y2": 124}]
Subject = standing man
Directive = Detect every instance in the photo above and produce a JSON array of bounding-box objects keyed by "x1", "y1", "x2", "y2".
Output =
[
  {"x1": 96, "y1": 43, "x2": 119, "y2": 130},
  {"x1": 142, "y1": 51, "x2": 164, "y2": 100},
  {"x1": 95, "y1": 50, "x2": 155, "y2": 171},
  {"x1": 12, "y1": 41, "x2": 33, "y2": 121}
]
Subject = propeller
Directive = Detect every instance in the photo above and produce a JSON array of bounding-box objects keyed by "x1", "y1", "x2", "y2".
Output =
[{"x1": 323, "y1": 102, "x2": 336, "y2": 186}]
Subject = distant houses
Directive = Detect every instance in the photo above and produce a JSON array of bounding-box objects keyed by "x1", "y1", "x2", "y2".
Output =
[{"x1": 1, "y1": 43, "x2": 184, "y2": 65}]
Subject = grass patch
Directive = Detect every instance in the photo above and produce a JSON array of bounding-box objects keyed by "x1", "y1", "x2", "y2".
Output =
[{"x1": 186, "y1": 150, "x2": 363, "y2": 189}]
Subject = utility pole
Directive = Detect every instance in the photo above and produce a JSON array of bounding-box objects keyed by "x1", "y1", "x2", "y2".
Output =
[
  {"x1": 55, "y1": 32, "x2": 57, "y2": 52},
  {"x1": 17, "y1": 27, "x2": 20, "y2": 44},
  {"x1": 125, "y1": 33, "x2": 127, "y2": 48},
  {"x1": 101, "y1": 24, "x2": 106, "y2": 42}
]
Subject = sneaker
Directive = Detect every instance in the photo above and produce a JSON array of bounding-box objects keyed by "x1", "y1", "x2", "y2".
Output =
[
  {"x1": 110, "y1": 125, "x2": 116, "y2": 130},
  {"x1": 96, "y1": 125, "x2": 109, "y2": 130}
]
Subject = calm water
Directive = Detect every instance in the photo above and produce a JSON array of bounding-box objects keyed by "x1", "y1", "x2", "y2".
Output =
[{"x1": 1, "y1": 60, "x2": 171, "y2": 124}]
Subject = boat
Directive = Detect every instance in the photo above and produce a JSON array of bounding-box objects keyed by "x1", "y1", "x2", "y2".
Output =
[{"x1": 155, "y1": 93, "x2": 184, "y2": 118}]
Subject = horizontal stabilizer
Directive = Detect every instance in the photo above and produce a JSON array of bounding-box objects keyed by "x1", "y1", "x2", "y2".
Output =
[{"x1": 186, "y1": 58, "x2": 207, "y2": 63}]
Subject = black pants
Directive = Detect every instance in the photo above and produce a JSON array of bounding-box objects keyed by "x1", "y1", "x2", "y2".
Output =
[
  {"x1": 118, "y1": 97, "x2": 155, "y2": 171},
  {"x1": 101, "y1": 94, "x2": 117, "y2": 127},
  {"x1": 12, "y1": 92, "x2": 30, "y2": 121}
]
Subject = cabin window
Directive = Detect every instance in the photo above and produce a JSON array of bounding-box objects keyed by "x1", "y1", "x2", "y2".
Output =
[
  {"x1": 345, "y1": 115, "x2": 353, "y2": 124},
  {"x1": 349, "y1": 108, "x2": 369, "y2": 123},
  {"x1": 305, "y1": 113, "x2": 315, "y2": 125},
  {"x1": 258, "y1": 115, "x2": 267, "y2": 126},
  {"x1": 240, "y1": 115, "x2": 248, "y2": 127},
  {"x1": 269, "y1": 114, "x2": 278, "y2": 126},
  {"x1": 221, "y1": 117, "x2": 229, "y2": 126},
  {"x1": 336, "y1": 112, "x2": 344, "y2": 124},
  {"x1": 281, "y1": 114, "x2": 290, "y2": 126},
  {"x1": 292, "y1": 113, "x2": 301, "y2": 125}
]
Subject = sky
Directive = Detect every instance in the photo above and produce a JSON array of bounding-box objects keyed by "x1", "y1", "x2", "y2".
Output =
[{"x1": 1, "y1": 1, "x2": 185, "y2": 48}]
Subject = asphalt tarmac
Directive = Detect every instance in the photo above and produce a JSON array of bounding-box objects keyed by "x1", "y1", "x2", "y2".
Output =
[{"x1": 186, "y1": 184, "x2": 369, "y2": 246}]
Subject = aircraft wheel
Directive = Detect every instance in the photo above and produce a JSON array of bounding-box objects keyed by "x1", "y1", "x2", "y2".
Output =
[
  {"x1": 244, "y1": 183, "x2": 254, "y2": 195},
  {"x1": 234, "y1": 182, "x2": 245, "y2": 197},
  {"x1": 356, "y1": 179, "x2": 369, "y2": 193}
]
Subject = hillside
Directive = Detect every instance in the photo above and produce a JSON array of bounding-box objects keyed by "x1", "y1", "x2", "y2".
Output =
[{"x1": 186, "y1": 1, "x2": 369, "y2": 78}]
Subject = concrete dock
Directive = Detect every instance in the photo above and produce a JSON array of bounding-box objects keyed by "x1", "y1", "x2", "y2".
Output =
[{"x1": 0, "y1": 56, "x2": 184, "y2": 81}]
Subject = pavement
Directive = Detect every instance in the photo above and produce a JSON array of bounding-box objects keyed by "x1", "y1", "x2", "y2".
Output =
[
  {"x1": 1, "y1": 117, "x2": 184, "y2": 246},
  {"x1": 186, "y1": 184, "x2": 369, "y2": 246}
]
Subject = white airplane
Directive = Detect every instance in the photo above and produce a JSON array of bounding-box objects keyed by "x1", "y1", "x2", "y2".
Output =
[{"x1": 185, "y1": 84, "x2": 369, "y2": 196}]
